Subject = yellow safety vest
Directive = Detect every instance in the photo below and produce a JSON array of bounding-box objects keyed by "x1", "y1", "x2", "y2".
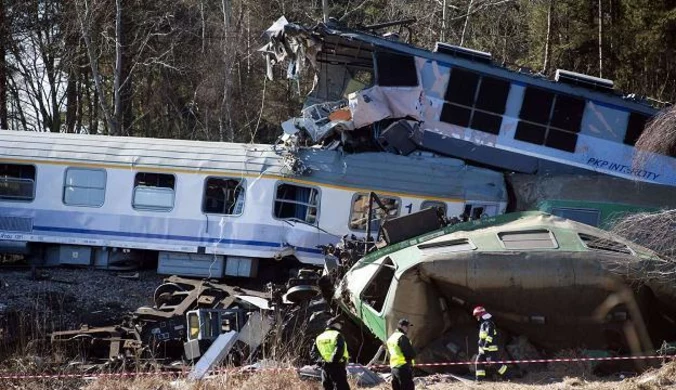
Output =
[
  {"x1": 386, "y1": 331, "x2": 414, "y2": 367},
  {"x1": 315, "y1": 330, "x2": 349, "y2": 363}
]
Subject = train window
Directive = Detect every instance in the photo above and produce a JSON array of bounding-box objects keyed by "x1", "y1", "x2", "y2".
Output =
[
  {"x1": 344, "y1": 69, "x2": 374, "y2": 98},
  {"x1": 471, "y1": 111, "x2": 502, "y2": 135},
  {"x1": 0, "y1": 163, "x2": 36, "y2": 201},
  {"x1": 551, "y1": 207, "x2": 600, "y2": 227},
  {"x1": 551, "y1": 95, "x2": 585, "y2": 132},
  {"x1": 475, "y1": 76, "x2": 510, "y2": 114},
  {"x1": 544, "y1": 129, "x2": 578, "y2": 152},
  {"x1": 375, "y1": 52, "x2": 418, "y2": 87},
  {"x1": 202, "y1": 177, "x2": 245, "y2": 215},
  {"x1": 132, "y1": 172, "x2": 175, "y2": 211},
  {"x1": 441, "y1": 69, "x2": 508, "y2": 135},
  {"x1": 421, "y1": 201, "x2": 447, "y2": 216},
  {"x1": 440, "y1": 103, "x2": 471, "y2": 127},
  {"x1": 515, "y1": 121, "x2": 546, "y2": 144},
  {"x1": 273, "y1": 183, "x2": 319, "y2": 224},
  {"x1": 498, "y1": 229, "x2": 558, "y2": 250},
  {"x1": 361, "y1": 256, "x2": 395, "y2": 313},
  {"x1": 517, "y1": 87, "x2": 584, "y2": 153},
  {"x1": 445, "y1": 68, "x2": 479, "y2": 106},
  {"x1": 624, "y1": 112, "x2": 650, "y2": 146},
  {"x1": 63, "y1": 168, "x2": 106, "y2": 207},
  {"x1": 520, "y1": 88, "x2": 554, "y2": 124},
  {"x1": 349, "y1": 193, "x2": 400, "y2": 231}
]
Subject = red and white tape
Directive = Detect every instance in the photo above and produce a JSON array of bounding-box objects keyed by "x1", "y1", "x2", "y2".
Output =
[
  {"x1": 365, "y1": 354, "x2": 676, "y2": 368},
  {"x1": 0, "y1": 354, "x2": 673, "y2": 380}
]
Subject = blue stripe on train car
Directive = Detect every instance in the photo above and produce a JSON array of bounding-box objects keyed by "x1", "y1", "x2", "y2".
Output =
[{"x1": 31, "y1": 225, "x2": 324, "y2": 254}]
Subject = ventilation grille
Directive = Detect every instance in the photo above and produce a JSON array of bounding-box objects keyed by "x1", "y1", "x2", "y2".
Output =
[
  {"x1": 0, "y1": 216, "x2": 33, "y2": 233},
  {"x1": 579, "y1": 233, "x2": 632, "y2": 255}
]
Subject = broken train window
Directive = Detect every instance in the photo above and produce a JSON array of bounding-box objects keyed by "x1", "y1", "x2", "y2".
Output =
[
  {"x1": 361, "y1": 256, "x2": 396, "y2": 313},
  {"x1": 375, "y1": 51, "x2": 418, "y2": 87},
  {"x1": 203, "y1": 177, "x2": 245, "y2": 215},
  {"x1": 421, "y1": 200, "x2": 447, "y2": 216},
  {"x1": 0, "y1": 163, "x2": 36, "y2": 201},
  {"x1": 440, "y1": 68, "x2": 510, "y2": 135},
  {"x1": 349, "y1": 193, "x2": 400, "y2": 231},
  {"x1": 515, "y1": 87, "x2": 585, "y2": 153},
  {"x1": 274, "y1": 183, "x2": 320, "y2": 224},
  {"x1": 132, "y1": 172, "x2": 176, "y2": 211},
  {"x1": 343, "y1": 69, "x2": 374, "y2": 98}
]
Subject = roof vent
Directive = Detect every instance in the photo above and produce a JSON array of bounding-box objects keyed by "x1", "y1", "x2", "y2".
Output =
[
  {"x1": 555, "y1": 69, "x2": 614, "y2": 91},
  {"x1": 434, "y1": 42, "x2": 492, "y2": 64}
]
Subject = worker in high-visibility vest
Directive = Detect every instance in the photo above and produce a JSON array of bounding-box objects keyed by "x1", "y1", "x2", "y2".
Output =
[
  {"x1": 312, "y1": 317, "x2": 351, "y2": 390},
  {"x1": 473, "y1": 306, "x2": 508, "y2": 382},
  {"x1": 386, "y1": 318, "x2": 416, "y2": 390}
]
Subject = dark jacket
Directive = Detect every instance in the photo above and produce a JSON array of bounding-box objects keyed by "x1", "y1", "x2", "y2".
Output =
[
  {"x1": 311, "y1": 329, "x2": 347, "y2": 364},
  {"x1": 397, "y1": 329, "x2": 416, "y2": 363},
  {"x1": 478, "y1": 318, "x2": 498, "y2": 351}
]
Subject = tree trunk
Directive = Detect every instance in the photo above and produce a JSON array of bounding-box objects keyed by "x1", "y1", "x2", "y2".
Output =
[
  {"x1": 542, "y1": 0, "x2": 553, "y2": 73},
  {"x1": 75, "y1": 0, "x2": 116, "y2": 135},
  {"x1": 323, "y1": 0, "x2": 329, "y2": 22},
  {"x1": 118, "y1": 0, "x2": 133, "y2": 135},
  {"x1": 598, "y1": 0, "x2": 603, "y2": 78},
  {"x1": 460, "y1": 0, "x2": 474, "y2": 46},
  {"x1": 65, "y1": 69, "x2": 77, "y2": 133},
  {"x1": 0, "y1": 0, "x2": 7, "y2": 130},
  {"x1": 112, "y1": 0, "x2": 123, "y2": 136},
  {"x1": 220, "y1": 0, "x2": 234, "y2": 142},
  {"x1": 441, "y1": 0, "x2": 447, "y2": 42}
]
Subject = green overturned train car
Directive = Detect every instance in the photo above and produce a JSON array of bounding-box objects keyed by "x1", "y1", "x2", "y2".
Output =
[{"x1": 333, "y1": 211, "x2": 676, "y2": 371}]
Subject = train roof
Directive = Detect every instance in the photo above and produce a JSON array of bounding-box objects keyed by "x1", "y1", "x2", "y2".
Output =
[
  {"x1": 350, "y1": 211, "x2": 658, "y2": 275},
  {"x1": 0, "y1": 129, "x2": 506, "y2": 201}
]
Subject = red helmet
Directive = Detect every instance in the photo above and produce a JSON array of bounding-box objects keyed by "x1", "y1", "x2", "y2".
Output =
[{"x1": 473, "y1": 306, "x2": 487, "y2": 318}]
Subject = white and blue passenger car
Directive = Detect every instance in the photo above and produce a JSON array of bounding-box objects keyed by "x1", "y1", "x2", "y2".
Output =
[{"x1": 0, "y1": 130, "x2": 506, "y2": 278}]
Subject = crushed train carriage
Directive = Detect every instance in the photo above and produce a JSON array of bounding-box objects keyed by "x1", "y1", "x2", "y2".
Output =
[
  {"x1": 332, "y1": 210, "x2": 676, "y2": 373},
  {"x1": 261, "y1": 16, "x2": 673, "y2": 186}
]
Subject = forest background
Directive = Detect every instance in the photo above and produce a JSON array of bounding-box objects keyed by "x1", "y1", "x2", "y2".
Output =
[{"x1": 0, "y1": 0, "x2": 674, "y2": 143}]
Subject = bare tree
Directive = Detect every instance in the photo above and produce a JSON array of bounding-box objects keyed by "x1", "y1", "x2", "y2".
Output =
[
  {"x1": 0, "y1": 0, "x2": 7, "y2": 130},
  {"x1": 3, "y1": 0, "x2": 68, "y2": 132},
  {"x1": 598, "y1": 0, "x2": 603, "y2": 78},
  {"x1": 460, "y1": 0, "x2": 473, "y2": 46},
  {"x1": 542, "y1": 0, "x2": 553, "y2": 73},
  {"x1": 74, "y1": 0, "x2": 116, "y2": 134}
]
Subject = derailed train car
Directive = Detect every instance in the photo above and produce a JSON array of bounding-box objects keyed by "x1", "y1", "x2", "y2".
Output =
[
  {"x1": 0, "y1": 129, "x2": 506, "y2": 278},
  {"x1": 334, "y1": 211, "x2": 676, "y2": 369}
]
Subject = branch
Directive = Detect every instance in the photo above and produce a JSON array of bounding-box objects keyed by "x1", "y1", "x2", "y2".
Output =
[{"x1": 449, "y1": 0, "x2": 516, "y2": 21}]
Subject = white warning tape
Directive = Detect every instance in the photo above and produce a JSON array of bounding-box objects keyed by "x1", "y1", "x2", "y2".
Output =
[{"x1": 0, "y1": 355, "x2": 673, "y2": 380}]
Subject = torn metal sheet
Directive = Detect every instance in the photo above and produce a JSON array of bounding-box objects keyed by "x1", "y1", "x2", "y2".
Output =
[
  {"x1": 237, "y1": 311, "x2": 272, "y2": 351},
  {"x1": 188, "y1": 331, "x2": 238, "y2": 380},
  {"x1": 236, "y1": 296, "x2": 271, "y2": 311}
]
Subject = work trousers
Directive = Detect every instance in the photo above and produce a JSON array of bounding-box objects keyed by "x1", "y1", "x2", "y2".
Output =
[
  {"x1": 391, "y1": 364, "x2": 414, "y2": 390},
  {"x1": 475, "y1": 352, "x2": 508, "y2": 381},
  {"x1": 321, "y1": 362, "x2": 350, "y2": 390}
]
